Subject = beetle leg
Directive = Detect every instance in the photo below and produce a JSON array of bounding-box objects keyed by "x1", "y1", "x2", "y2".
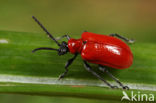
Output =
[
  {"x1": 98, "y1": 65, "x2": 129, "y2": 90},
  {"x1": 109, "y1": 33, "x2": 135, "y2": 44},
  {"x1": 58, "y1": 53, "x2": 78, "y2": 80},
  {"x1": 83, "y1": 61, "x2": 118, "y2": 89},
  {"x1": 56, "y1": 35, "x2": 70, "y2": 41}
]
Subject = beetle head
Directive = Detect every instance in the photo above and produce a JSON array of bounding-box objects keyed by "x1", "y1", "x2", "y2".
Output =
[
  {"x1": 32, "y1": 16, "x2": 69, "y2": 56},
  {"x1": 58, "y1": 41, "x2": 69, "y2": 55}
]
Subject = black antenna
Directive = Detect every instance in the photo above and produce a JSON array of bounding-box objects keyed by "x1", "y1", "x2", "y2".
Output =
[
  {"x1": 32, "y1": 47, "x2": 58, "y2": 53},
  {"x1": 32, "y1": 16, "x2": 61, "y2": 46}
]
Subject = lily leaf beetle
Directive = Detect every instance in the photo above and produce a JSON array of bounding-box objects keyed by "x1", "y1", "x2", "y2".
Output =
[{"x1": 32, "y1": 16, "x2": 134, "y2": 90}]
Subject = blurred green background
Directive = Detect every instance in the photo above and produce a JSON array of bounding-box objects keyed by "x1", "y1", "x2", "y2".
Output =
[
  {"x1": 0, "y1": 0, "x2": 156, "y2": 42},
  {"x1": 0, "y1": 0, "x2": 156, "y2": 103}
]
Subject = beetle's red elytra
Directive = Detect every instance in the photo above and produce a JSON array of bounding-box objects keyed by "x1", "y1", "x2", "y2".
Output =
[
  {"x1": 32, "y1": 16, "x2": 134, "y2": 90},
  {"x1": 68, "y1": 32, "x2": 133, "y2": 69}
]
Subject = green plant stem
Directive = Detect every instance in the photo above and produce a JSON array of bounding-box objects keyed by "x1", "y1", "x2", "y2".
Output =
[{"x1": 0, "y1": 31, "x2": 156, "y2": 100}]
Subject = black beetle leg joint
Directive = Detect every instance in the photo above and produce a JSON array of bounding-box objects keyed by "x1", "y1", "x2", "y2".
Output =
[
  {"x1": 83, "y1": 30, "x2": 88, "y2": 32},
  {"x1": 128, "y1": 39, "x2": 135, "y2": 44},
  {"x1": 58, "y1": 74, "x2": 64, "y2": 80},
  {"x1": 122, "y1": 86, "x2": 130, "y2": 90}
]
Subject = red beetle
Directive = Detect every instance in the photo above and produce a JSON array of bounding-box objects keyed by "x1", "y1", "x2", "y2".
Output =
[{"x1": 32, "y1": 16, "x2": 134, "y2": 90}]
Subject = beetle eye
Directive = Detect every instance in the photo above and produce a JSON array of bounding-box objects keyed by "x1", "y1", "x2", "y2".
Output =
[{"x1": 58, "y1": 42, "x2": 69, "y2": 55}]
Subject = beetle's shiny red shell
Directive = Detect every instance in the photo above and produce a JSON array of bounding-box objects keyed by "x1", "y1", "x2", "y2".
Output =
[{"x1": 68, "y1": 32, "x2": 133, "y2": 69}]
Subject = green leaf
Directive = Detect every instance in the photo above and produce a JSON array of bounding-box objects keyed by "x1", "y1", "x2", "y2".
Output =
[{"x1": 0, "y1": 30, "x2": 156, "y2": 101}]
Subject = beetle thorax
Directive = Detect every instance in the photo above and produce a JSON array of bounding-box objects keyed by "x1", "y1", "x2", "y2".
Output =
[{"x1": 68, "y1": 38, "x2": 83, "y2": 54}]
